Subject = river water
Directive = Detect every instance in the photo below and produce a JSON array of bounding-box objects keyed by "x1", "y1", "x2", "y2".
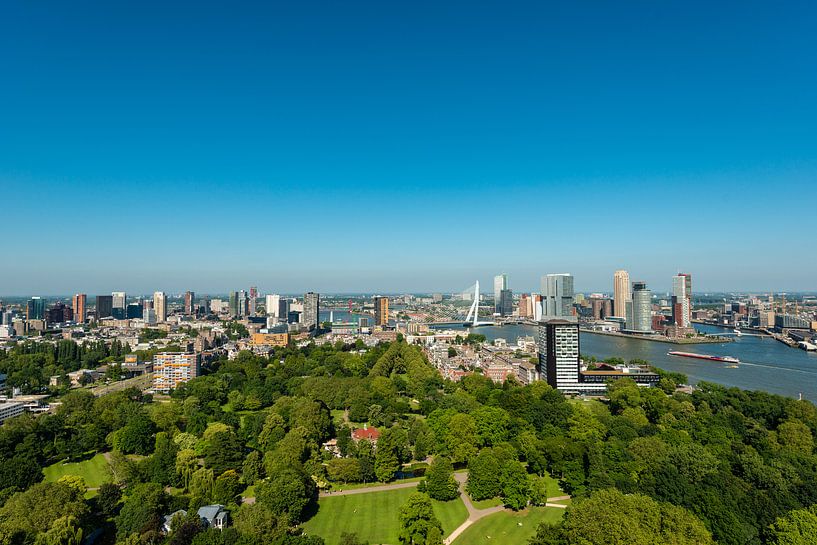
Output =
[{"x1": 453, "y1": 323, "x2": 817, "y2": 401}]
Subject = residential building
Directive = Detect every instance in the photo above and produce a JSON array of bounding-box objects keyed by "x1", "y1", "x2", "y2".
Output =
[
  {"x1": 0, "y1": 401, "x2": 25, "y2": 423},
  {"x1": 197, "y1": 505, "x2": 229, "y2": 530},
  {"x1": 303, "y1": 292, "x2": 320, "y2": 330},
  {"x1": 72, "y1": 294, "x2": 87, "y2": 324},
  {"x1": 265, "y1": 294, "x2": 281, "y2": 319},
  {"x1": 153, "y1": 352, "x2": 200, "y2": 393},
  {"x1": 493, "y1": 274, "x2": 508, "y2": 314},
  {"x1": 537, "y1": 318, "x2": 580, "y2": 389},
  {"x1": 249, "y1": 286, "x2": 258, "y2": 316},
  {"x1": 374, "y1": 296, "x2": 389, "y2": 326},
  {"x1": 518, "y1": 294, "x2": 533, "y2": 318},
  {"x1": 153, "y1": 291, "x2": 167, "y2": 322},
  {"x1": 96, "y1": 295, "x2": 113, "y2": 320},
  {"x1": 541, "y1": 274, "x2": 574, "y2": 318},
  {"x1": 613, "y1": 270, "x2": 631, "y2": 318},
  {"x1": 672, "y1": 274, "x2": 690, "y2": 328}
]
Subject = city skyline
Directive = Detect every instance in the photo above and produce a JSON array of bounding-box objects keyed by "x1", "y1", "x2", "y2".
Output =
[{"x1": 2, "y1": 2, "x2": 816, "y2": 294}]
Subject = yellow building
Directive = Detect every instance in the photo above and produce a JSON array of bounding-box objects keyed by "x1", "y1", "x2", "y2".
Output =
[{"x1": 251, "y1": 332, "x2": 290, "y2": 346}]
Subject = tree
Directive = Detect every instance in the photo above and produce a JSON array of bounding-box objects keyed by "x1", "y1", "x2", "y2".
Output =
[
  {"x1": 151, "y1": 431, "x2": 180, "y2": 485},
  {"x1": 213, "y1": 470, "x2": 242, "y2": 505},
  {"x1": 242, "y1": 450, "x2": 264, "y2": 485},
  {"x1": 0, "y1": 455, "x2": 43, "y2": 492},
  {"x1": 176, "y1": 449, "x2": 200, "y2": 490},
  {"x1": 327, "y1": 458, "x2": 362, "y2": 484},
  {"x1": 473, "y1": 406, "x2": 510, "y2": 447},
  {"x1": 0, "y1": 482, "x2": 88, "y2": 541},
  {"x1": 399, "y1": 492, "x2": 443, "y2": 545},
  {"x1": 445, "y1": 413, "x2": 478, "y2": 463},
  {"x1": 168, "y1": 512, "x2": 204, "y2": 545},
  {"x1": 115, "y1": 482, "x2": 167, "y2": 540},
  {"x1": 467, "y1": 449, "x2": 501, "y2": 500},
  {"x1": 34, "y1": 515, "x2": 83, "y2": 545},
  {"x1": 540, "y1": 488, "x2": 714, "y2": 545},
  {"x1": 375, "y1": 442, "x2": 401, "y2": 482},
  {"x1": 114, "y1": 412, "x2": 156, "y2": 455},
  {"x1": 232, "y1": 503, "x2": 289, "y2": 544},
  {"x1": 204, "y1": 430, "x2": 245, "y2": 474},
  {"x1": 768, "y1": 504, "x2": 817, "y2": 545},
  {"x1": 424, "y1": 457, "x2": 459, "y2": 501},
  {"x1": 96, "y1": 483, "x2": 123, "y2": 517},
  {"x1": 256, "y1": 467, "x2": 317, "y2": 522},
  {"x1": 777, "y1": 420, "x2": 814, "y2": 454},
  {"x1": 500, "y1": 461, "x2": 530, "y2": 510}
]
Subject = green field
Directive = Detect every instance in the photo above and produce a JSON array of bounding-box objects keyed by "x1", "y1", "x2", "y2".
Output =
[
  {"x1": 301, "y1": 487, "x2": 467, "y2": 544},
  {"x1": 43, "y1": 453, "x2": 112, "y2": 488},
  {"x1": 453, "y1": 507, "x2": 564, "y2": 544}
]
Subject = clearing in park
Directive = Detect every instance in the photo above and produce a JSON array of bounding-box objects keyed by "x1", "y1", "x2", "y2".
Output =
[
  {"x1": 301, "y1": 487, "x2": 467, "y2": 545},
  {"x1": 454, "y1": 506, "x2": 565, "y2": 544},
  {"x1": 42, "y1": 452, "x2": 112, "y2": 489}
]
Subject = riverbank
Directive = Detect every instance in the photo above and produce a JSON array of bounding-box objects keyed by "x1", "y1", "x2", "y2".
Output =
[{"x1": 579, "y1": 328, "x2": 732, "y2": 344}]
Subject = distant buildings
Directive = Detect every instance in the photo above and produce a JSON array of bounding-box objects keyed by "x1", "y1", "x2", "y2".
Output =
[
  {"x1": 72, "y1": 294, "x2": 87, "y2": 323},
  {"x1": 112, "y1": 292, "x2": 127, "y2": 319},
  {"x1": 153, "y1": 352, "x2": 200, "y2": 393},
  {"x1": 541, "y1": 274, "x2": 574, "y2": 318},
  {"x1": 303, "y1": 292, "x2": 320, "y2": 330},
  {"x1": 613, "y1": 270, "x2": 630, "y2": 319},
  {"x1": 249, "y1": 286, "x2": 258, "y2": 316},
  {"x1": 499, "y1": 289, "x2": 514, "y2": 317},
  {"x1": 518, "y1": 294, "x2": 533, "y2": 318},
  {"x1": 153, "y1": 291, "x2": 167, "y2": 322},
  {"x1": 493, "y1": 274, "x2": 508, "y2": 314},
  {"x1": 374, "y1": 296, "x2": 389, "y2": 326},
  {"x1": 672, "y1": 274, "x2": 691, "y2": 328}
]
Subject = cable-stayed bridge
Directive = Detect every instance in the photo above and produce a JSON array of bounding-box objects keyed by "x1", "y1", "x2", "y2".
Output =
[{"x1": 420, "y1": 280, "x2": 496, "y2": 327}]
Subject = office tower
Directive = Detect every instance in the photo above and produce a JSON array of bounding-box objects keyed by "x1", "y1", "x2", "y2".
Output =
[
  {"x1": 249, "y1": 286, "x2": 258, "y2": 316},
  {"x1": 152, "y1": 352, "x2": 200, "y2": 393},
  {"x1": 589, "y1": 295, "x2": 613, "y2": 320},
  {"x1": 46, "y1": 302, "x2": 72, "y2": 324},
  {"x1": 629, "y1": 281, "x2": 652, "y2": 333},
  {"x1": 153, "y1": 291, "x2": 167, "y2": 322},
  {"x1": 238, "y1": 290, "x2": 248, "y2": 318},
  {"x1": 493, "y1": 274, "x2": 508, "y2": 314},
  {"x1": 374, "y1": 296, "x2": 389, "y2": 326},
  {"x1": 500, "y1": 289, "x2": 514, "y2": 317},
  {"x1": 25, "y1": 297, "x2": 45, "y2": 320},
  {"x1": 126, "y1": 303, "x2": 143, "y2": 319},
  {"x1": 265, "y1": 294, "x2": 281, "y2": 318},
  {"x1": 72, "y1": 294, "x2": 87, "y2": 323},
  {"x1": 532, "y1": 294, "x2": 543, "y2": 321},
  {"x1": 541, "y1": 274, "x2": 574, "y2": 317},
  {"x1": 96, "y1": 295, "x2": 113, "y2": 320},
  {"x1": 229, "y1": 291, "x2": 239, "y2": 317},
  {"x1": 537, "y1": 318, "x2": 580, "y2": 389},
  {"x1": 303, "y1": 292, "x2": 320, "y2": 330},
  {"x1": 671, "y1": 274, "x2": 690, "y2": 328},
  {"x1": 111, "y1": 292, "x2": 127, "y2": 319},
  {"x1": 613, "y1": 270, "x2": 631, "y2": 318},
  {"x1": 184, "y1": 291, "x2": 195, "y2": 315}
]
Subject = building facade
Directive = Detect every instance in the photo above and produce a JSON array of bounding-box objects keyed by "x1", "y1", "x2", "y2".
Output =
[
  {"x1": 628, "y1": 281, "x2": 652, "y2": 333},
  {"x1": 303, "y1": 292, "x2": 320, "y2": 330},
  {"x1": 184, "y1": 291, "x2": 195, "y2": 315},
  {"x1": 613, "y1": 270, "x2": 631, "y2": 319},
  {"x1": 537, "y1": 318, "x2": 580, "y2": 389},
  {"x1": 153, "y1": 291, "x2": 167, "y2": 322},
  {"x1": 72, "y1": 294, "x2": 87, "y2": 323},
  {"x1": 96, "y1": 295, "x2": 113, "y2": 320},
  {"x1": 493, "y1": 274, "x2": 508, "y2": 314},
  {"x1": 153, "y1": 352, "x2": 200, "y2": 393},
  {"x1": 374, "y1": 296, "x2": 389, "y2": 326},
  {"x1": 541, "y1": 274, "x2": 574, "y2": 318}
]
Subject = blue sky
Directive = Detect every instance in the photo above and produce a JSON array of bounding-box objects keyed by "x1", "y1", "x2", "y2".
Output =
[{"x1": 2, "y1": 0, "x2": 815, "y2": 295}]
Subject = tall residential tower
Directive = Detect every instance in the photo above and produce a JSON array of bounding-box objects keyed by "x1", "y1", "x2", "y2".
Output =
[{"x1": 613, "y1": 270, "x2": 631, "y2": 319}]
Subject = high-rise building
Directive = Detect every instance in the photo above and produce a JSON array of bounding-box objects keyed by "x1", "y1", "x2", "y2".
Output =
[
  {"x1": 671, "y1": 274, "x2": 690, "y2": 328},
  {"x1": 126, "y1": 303, "x2": 143, "y2": 319},
  {"x1": 589, "y1": 295, "x2": 613, "y2": 320},
  {"x1": 265, "y1": 294, "x2": 281, "y2": 319},
  {"x1": 249, "y1": 286, "x2": 258, "y2": 316},
  {"x1": 541, "y1": 274, "x2": 574, "y2": 317},
  {"x1": 229, "y1": 291, "x2": 240, "y2": 317},
  {"x1": 153, "y1": 352, "x2": 200, "y2": 393},
  {"x1": 46, "y1": 302, "x2": 73, "y2": 324},
  {"x1": 96, "y1": 295, "x2": 113, "y2": 320},
  {"x1": 374, "y1": 296, "x2": 389, "y2": 326},
  {"x1": 628, "y1": 281, "x2": 652, "y2": 333},
  {"x1": 153, "y1": 291, "x2": 167, "y2": 322},
  {"x1": 184, "y1": 291, "x2": 195, "y2": 315},
  {"x1": 499, "y1": 289, "x2": 514, "y2": 317},
  {"x1": 238, "y1": 290, "x2": 248, "y2": 318},
  {"x1": 613, "y1": 270, "x2": 631, "y2": 319},
  {"x1": 493, "y1": 274, "x2": 508, "y2": 314},
  {"x1": 303, "y1": 292, "x2": 320, "y2": 330},
  {"x1": 111, "y1": 292, "x2": 127, "y2": 319},
  {"x1": 518, "y1": 294, "x2": 533, "y2": 318},
  {"x1": 72, "y1": 294, "x2": 87, "y2": 323},
  {"x1": 26, "y1": 297, "x2": 45, "y2": 320},
  {"x1": 537, "y1": 318, "x2": 580, "y2": 389}
]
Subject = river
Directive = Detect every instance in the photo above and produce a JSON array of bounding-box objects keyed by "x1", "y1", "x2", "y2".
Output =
[{"x1": 450, "y1": 323, "x2": 817, "y2": 401}]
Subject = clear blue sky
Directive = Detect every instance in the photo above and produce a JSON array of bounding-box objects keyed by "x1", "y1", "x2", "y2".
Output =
[{"x1": 2, "y1": 0, "x2": 815, "y2": 295}]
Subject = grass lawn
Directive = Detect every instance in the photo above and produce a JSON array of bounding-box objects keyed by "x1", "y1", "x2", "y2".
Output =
[
  {"x1": 471, "y1": 497, "x2": 503, "y2": 509},
  {"x1": 542, "y1": 472, "x2": 562, "y2": 498},
  {"x1": 43, "y1": 453, "x2": 112, "y2": 489},
  {"x1": 327, "y1": 476, "x2": 423, "y2": 491},
  {"x1": 454, "y1": 507, "x2": 564, "y2": 545},
  {"x1": 302, "y1": 487, "x2": 467, "y2": 545}
]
